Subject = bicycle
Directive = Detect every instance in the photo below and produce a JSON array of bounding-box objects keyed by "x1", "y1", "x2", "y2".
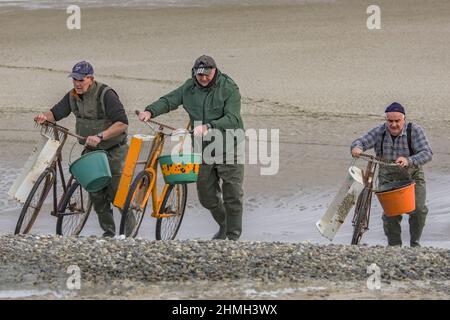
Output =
[
  {"x1": 118, "y1": 111, "x2": 194, "y2": 240},
  {"x1": 350, "y1": 153, "x2": 398, "y2": 245},
  {"x1": 14, "y1": 121, "x2": 92, "y2": 236}
]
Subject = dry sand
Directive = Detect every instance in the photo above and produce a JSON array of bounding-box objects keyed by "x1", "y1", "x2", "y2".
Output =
[{"x1": 0, "y1": 0, "x2": 449, "y2": 299}]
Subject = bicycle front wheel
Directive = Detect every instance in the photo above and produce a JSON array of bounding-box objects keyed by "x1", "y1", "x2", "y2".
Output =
[
  {"x1": 155, "y1": 184, "x2": 187, "y2": 240},
  {"x1": 15, "y1": 168, "x2": 55, "y2": 235},
  {"x1": 56, "y1": 181, "x2": 92, "y2": 236},
  {"x1": 351, "y1": 187, "x2": 371, "y2": 245},
  {"x1": 119, "y1": 170, "x2": 153, "y2": 238}
]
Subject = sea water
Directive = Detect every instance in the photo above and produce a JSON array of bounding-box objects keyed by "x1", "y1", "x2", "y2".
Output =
[{"x1": 0, "y1": 0, "x2": 336, "y2": 10}]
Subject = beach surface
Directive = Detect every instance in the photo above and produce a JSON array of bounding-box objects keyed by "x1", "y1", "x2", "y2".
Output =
[{"x1": 0, "y1": 0, "x2": 449, "y2": 299}]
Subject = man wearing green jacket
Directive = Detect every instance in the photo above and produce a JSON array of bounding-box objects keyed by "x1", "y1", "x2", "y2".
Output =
[{"x1": 139, "y1": 55, "x2": 244, "y2": 240}]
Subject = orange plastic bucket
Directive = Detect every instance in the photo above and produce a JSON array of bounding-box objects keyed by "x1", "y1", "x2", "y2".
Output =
[{"x1": 375, "y1": 180, "x2": 416, "y2": 217}]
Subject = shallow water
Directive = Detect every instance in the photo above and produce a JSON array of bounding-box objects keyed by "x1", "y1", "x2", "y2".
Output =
[
  {"x1": 2, "y1": 160, "x2": 449, "y2": 248},
  {"x1": 0, "y1": 289, "x2": 73, "y2": 299},
  {"x1": 1, "y1": 279, "x2": 447, "y2": 300},
  {"x1": 0, "y1": 0, "x2": 336, "y2": 10}
]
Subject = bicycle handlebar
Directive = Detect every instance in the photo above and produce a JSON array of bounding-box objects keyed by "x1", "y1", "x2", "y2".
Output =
[
  {"x1": 135, "y1": 110, "x2": 193, "y2": 135},
  {"x1": 354, "y1": 153, "x2": 399, "y2": 167},
  {"x1": 134, "y1": 110, "x2": 178, "y2": 131},
  {"x1": 38, "y1": 120, "x2": 85, "y2": 140}
]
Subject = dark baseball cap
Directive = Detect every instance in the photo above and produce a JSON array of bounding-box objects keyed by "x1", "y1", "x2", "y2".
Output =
[
  {"x1": 69, "y1": 61, "x2": 94, "y2": 80},
  {"x1": 192, "y1": 55, "x2": 217, "y2": 76},
  {"x1": 385, "y1": 102, "x2": 405, "y2": 115}
]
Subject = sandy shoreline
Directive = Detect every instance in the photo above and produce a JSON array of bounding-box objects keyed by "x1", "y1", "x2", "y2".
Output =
[
  {"x1": 0, "y1": 1, "x2": 449, "y2": 299},
  {"x1": 1, "y1": 1, "x2": 450, "y2": 117}
]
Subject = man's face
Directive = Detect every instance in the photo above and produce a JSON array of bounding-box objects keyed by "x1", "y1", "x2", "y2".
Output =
[
  {"x1": 385, "y1": 111, "x2": 405, "y2": 137},
  {"x1": 73, "y1": 76, "x2": 93, "y2": 94},
  {"x1": 195, "y1": 68, "x2": 216, "y2": 87}
]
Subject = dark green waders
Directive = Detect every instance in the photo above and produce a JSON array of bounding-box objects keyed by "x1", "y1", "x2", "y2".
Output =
[
  {"x1": 88, "y1": 144, "x2": 128, "y2": 237},
  {"x1": 196, "y1": 164, "x2": 244, "y2": 240}
]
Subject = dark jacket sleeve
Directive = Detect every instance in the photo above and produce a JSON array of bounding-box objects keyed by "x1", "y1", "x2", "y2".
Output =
[
  {"x1": 145, "y1": 83, "x2": 185, "y2": 117},
  {"x1": 50, "y1": 92, "x2": 72, "y2": 121},
  {"x1": 104, "y1": 90, "x2": 129, "y2": 125}
]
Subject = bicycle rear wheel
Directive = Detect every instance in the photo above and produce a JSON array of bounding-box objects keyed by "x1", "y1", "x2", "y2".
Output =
[
  {"x1": 56, "y1": 181, "x2": 92, "y2": 236},
  {"x1": 15, "y1": 168, "x2": 55, "y2": 235},
  {"x1": 119, "y1": 170, "x2": 152, "y2": 238},
  {"x1": 155, "y1": 184, "x2": 187, "y2": 240},
  {"x1": 351, "y1": 187, "x2": 371, "y2": 245}
]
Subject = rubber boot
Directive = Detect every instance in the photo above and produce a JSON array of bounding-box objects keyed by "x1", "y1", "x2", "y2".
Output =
[
  {"x1": 97, "y1": 208, "x2": 116, "y2": 237},
  {"x1": 210, "y1": 205, "x2": 227, "y2": 240},
  {"x1": 382, "y1": 214, "x2": 402, "y2": 246}
]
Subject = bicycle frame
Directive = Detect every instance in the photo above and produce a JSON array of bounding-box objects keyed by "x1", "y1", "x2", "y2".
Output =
[
  {"x1": 41, "y1": 123, "x2": 69, "y2": 216},
  {"x1": 350, "y1": 153, "x2": 403, "y2": 244},
  {"x1": 128, "y1": 119, "x2": 189, "y2": 219},
  {"x1": 40, "y1": 122, "x2": 81, "y2": 217},
  {"x1": 140, "y1": 129, "x2": 170, "y2": 218},
  {"x1": 351, "y1": 158, "x2": 378, "y2": 230}
]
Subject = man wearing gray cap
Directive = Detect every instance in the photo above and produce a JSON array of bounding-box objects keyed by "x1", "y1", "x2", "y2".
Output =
[
  {"x1": 139, "y1": 55, "x2": 245, "y2": 240},
  {"x1": 351, "y1": 102, "x2": 433, "y2": 247},
  {"x1": 34, "y1": 61, "x2": 129, "y2": 237}
]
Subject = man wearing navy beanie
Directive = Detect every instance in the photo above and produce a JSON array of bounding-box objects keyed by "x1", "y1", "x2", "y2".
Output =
[
  {"x1": 384, "y1": 101, "x2": 405, "y2": 114},
  {"x1": 351, "y1": 102, "x2": 433, "y2": 247}
]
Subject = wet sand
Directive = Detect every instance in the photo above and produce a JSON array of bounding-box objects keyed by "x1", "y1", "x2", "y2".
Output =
[{"x1": 0, "y1": 0, "x2": 449, "y2": 299}]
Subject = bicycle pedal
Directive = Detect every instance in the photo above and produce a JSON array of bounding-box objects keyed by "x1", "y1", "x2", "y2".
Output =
[{"x1": 50, "y1": 210, "x2": 58, "y2": 217}]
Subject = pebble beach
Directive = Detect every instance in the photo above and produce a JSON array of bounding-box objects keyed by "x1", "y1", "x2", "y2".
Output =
[
  {"x1": 1, "y1": 0, "x2": 450, "y2": 299},
  {"x1": 0, "y1": 235, "x2": 448, "y2": 299}
]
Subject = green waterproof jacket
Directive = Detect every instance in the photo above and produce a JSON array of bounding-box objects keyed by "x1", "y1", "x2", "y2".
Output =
[{"x1": 145, "y1": 70, "x2": 244, "y2": 161}]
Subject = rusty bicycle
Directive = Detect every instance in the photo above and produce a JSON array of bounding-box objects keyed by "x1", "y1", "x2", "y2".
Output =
[
  {"x1": 12, "y1": 121, "x2": 92, "y2": 236},
  {"x1": 350, "y1": 153, "x2": 399, "y2": 245}
]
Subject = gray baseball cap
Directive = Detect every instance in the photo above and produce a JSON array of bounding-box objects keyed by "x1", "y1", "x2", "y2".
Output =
[{"x1": 192, "y1": 55, "x2": 217, "y2": 75}]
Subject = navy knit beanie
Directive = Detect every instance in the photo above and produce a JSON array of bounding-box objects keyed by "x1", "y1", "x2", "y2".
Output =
[{"x1": 385, "y1": 102, "x2": 405, "y2": 115}]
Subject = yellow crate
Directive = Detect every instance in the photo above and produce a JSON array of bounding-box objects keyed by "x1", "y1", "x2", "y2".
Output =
[{"x1": 113, "y1": 135, "x2": 148, "y2": 209}]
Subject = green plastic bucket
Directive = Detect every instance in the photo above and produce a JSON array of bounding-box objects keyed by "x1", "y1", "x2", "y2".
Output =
[
  {"x1": 158, "y1": 153, "x2": 201, "y2": 185},
  {"x1": 69, "y1": 150, "x2": 112, "y2": 192}
]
